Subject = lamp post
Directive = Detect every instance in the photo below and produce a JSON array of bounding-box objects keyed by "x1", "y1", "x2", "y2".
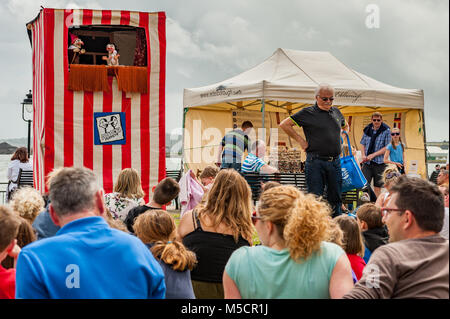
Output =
[{"x1": 21, "y1": 90, "x2": 33, "y2": 155}]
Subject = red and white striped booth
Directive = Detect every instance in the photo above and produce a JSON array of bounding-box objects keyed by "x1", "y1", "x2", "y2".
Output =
[{"x1": 27, "y1": 8, "x2": 166, "y2": 201}]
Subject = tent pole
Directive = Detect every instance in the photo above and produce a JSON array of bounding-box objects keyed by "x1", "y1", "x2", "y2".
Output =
[
  {"x1": 261, "y1": 99, "x2": 265, "y2": 143},
  {"x1": 421, "y1": 110, "x2": 429, "y2": 178}
]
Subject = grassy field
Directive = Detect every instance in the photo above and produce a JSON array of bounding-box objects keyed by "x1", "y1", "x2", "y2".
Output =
[{"x1": 169, "y1": 210, "x2": 260, "y2": 245}]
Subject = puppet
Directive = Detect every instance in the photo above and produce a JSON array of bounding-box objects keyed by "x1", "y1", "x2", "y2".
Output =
[
  {"x1": 102, "y1": 43, "x2": 120, "y2": 66},
  {"x1": 68, "y1": 34, "x2": 85, "y2": 64}
]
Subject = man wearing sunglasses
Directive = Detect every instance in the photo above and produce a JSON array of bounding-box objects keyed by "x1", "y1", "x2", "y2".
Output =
[
  {"x1": 360, "y1": 112, "x2": 391, "y2": 197},
  {"x1": 280, "y1": 83, "x2": 345, "y2": 217},
  {"x1": 344, "y1": 176, "x2": 449, "y2": 299}
]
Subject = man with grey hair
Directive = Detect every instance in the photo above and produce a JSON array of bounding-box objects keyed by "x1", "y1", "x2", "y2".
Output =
[
  {"x1": 280, "y1": 83, "x2": 346, "y2": 217},
  {"x1": 241, "y1": 139, "x2": 278, "y2": 174},
  {"x1": 15, "y1": 167, "x2": 165, "y2": 299}
]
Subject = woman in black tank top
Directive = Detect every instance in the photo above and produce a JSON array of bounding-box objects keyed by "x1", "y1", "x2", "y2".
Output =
[{"x1": 179, "y1": 169, "x2": 254, "y2": 299}]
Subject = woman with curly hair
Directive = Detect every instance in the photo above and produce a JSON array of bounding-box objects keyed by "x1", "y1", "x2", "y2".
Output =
[
  {"x1": 177, "y1": 169, "x2": 254, "y2": 299},
  {"x1": 9, "y1": 186, "x2": 45, "y2": 224},
  {"x1": 134, "y1": 210, "x2": 196, "y2": 299},
  {"x1": 223, "y1": 186, "x2": 354, "y2": 299}
]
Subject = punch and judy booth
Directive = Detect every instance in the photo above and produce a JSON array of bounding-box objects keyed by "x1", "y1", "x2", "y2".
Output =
[{"x1": 27, "y1": 8, "x2": 166, "y2": 200}]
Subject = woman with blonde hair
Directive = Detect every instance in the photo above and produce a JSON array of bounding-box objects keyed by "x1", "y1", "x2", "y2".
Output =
[
  {"x1": 223, "y1": 186, "x2": 354, "y2": 299},
  {"x1": 9, "y1": 186, "x2": 45, "y2": 224},
  {"x1": 384, "y1": 127, "x2": 405, "y2": 174},
  {"x1": 177, "y1": 169, "x2": 254, "y2": 299},
  {"x1": 375, "y1": 165, "x2": 401, "y2": 208},
  {"x1": 104, "y1": 168, "x2": 145, "y2": 221},
  {"x1": 134, "y1": 210, "x2": 196, "y2": 299}
]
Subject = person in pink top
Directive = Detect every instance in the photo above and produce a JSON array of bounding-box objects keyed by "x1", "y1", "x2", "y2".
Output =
[{"x1": 335, "y1": 215, "x2": 366, "y2": 281}]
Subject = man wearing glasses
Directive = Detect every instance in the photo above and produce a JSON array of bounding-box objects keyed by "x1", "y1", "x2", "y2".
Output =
[
  {"x1": 280, "y1": 83, "x2": 345, "y2": 217},
  {"x1": 344, "y1": 176, "x2": 449, "y2": 299},
  {"x1": 360, "y1": 112, "x2": 391, "y2": 198}
]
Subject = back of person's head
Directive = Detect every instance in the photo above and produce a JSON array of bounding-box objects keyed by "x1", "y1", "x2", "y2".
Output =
[
  {"x1": 104, "y1": 209, "x2": 128, "y2": 233},
  {"x1": 259, "y1": 185, "x2": 332, "y2": 260},
  {"x1": 199, "y1": 166, "x2": 219, "y2": 180},
  {"x1": 10, "y1": 186, "x2": 45, "y2": 223},
  {"x1": 133, "y1": 210, "x2": 197, "y2": 271},
  {"x1": 113, "y1": 168, "x2": 145, "y2": 199},
  {"x1": 383, "y1": 165, "x2": 401, "y2": 189},
  {"x1": 390, "y1": 176, "x2": 444, "y2": 233},
  {"x1": 356, "y1": 203, "x2": 384, "y2": 229},
  {"x1": 48, "y1": 167, "x2": 101, "y2": 217},
  {"x1": 201, "y1": 169, "x2": 253, "y2": 242},
  {"x1": 241, "y1": 121, "x2": 253, "y2": 130},
  {"x1": 327, "y1": 219, "x2": 344, "y2": 247},
  {"x1": 1, "y1": 216, "x2": 37, "y2": 269},
  {"x1": 0, "y1": 205, "x2": 21, "y2": 253},
  {"x1": 334, "y1": 215, "x2": 365, "y2": 257},
  {"x1": 261, "y1": 181, "x2": 281, "y2": 193},
  {"x1": 11, "y1": 147, "x2": 29, "y2": 163},
  {"x1": 152, "y1": 177, "x2": 180, "y2": 205}
]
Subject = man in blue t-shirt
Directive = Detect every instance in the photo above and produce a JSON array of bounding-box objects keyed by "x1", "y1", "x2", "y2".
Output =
[{"x1": 15, "y1": 167, "x2": 165, "y2": 299}]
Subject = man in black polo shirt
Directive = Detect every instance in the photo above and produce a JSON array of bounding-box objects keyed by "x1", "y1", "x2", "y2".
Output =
[{"x1": 280, "y1": 83, "x2": 345, "y2": 217}]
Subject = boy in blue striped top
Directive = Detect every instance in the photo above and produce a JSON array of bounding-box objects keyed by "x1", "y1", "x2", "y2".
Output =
[{"x1": 241, "y1": 140, "x2": 278, "y2": 174}]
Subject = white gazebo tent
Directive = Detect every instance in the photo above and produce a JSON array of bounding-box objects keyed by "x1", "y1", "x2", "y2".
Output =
[{"x1": 183, "y1": 48, "x2": 426, "y2": 177}]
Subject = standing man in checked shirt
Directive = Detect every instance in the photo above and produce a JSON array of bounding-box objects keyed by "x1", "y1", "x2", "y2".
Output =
[{"x1": 360, "y1": 112, "x2": 391, "y2": 198}]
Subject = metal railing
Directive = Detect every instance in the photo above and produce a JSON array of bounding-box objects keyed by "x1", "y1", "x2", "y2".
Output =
[{"x1": 0, "y1": 182, "x2": 8, "y2": 204}]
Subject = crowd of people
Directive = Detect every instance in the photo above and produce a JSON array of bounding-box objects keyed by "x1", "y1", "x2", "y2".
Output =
[{"x1": 1, "y1": 84, "x2": 448, "y2": 300}]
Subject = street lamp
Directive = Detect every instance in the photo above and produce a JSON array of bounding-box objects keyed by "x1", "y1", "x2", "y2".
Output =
[{"x1": 21, "y1": 90, "x2": 33, "y2": 155}]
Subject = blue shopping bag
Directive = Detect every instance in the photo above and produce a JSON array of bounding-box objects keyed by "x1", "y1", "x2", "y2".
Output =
[{"x1": 340, "y1": 131, "x2": 367, "y2": 192}]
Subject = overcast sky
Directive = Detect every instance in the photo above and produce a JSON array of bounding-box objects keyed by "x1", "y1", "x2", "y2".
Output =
[{"x1": 0, "y1": 0, "x2": 448, "y2": 141}]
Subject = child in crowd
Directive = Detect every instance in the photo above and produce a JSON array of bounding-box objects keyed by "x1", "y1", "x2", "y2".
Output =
[
  {"x1": 133, "y1": 210, "x2": 197, "y2": 299},
  {"x1": 1, "y1": 216, "x2": 36, "y2": 269},
  {"x1": 375, "y1": 166, "x2": 401, "y2": 208},
  {"x1": 104, "y1": 168, "x2": 145, "y2": 222},
  {"x1": 9, "y1": 186, "x2": 45, "y2": 224},
  {"x1": 356, "y1": 203, "x2": 389, "y2": 263},
  {"x1": 335, "y1": 215, "x2": 366, "y2": 281},
  {"x1": 198, "y1": 166, "x2": 219, "y2": 191},
  {"x1": 125, "y1": 177, "x2": 180, "y2": 233},
  {"x1": 0, "y1": 206, "x2": 22, "y2": 299},
  {"x1": 327, "y1": 219, "x2": 358, "y2": 284}
]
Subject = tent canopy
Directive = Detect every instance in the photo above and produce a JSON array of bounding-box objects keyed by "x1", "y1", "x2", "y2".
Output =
[{"x1": 183, "y1": 48, "x2": 424, "y2": 115}]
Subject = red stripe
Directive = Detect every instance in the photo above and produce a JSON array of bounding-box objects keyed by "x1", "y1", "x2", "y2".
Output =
[
  {"x1": 32, "y1": 25, "x2": 37, "y2": 189},
  {"x1": 63, "y1": 10, "x2": 74, "y2": 167},
  {"x1": 83, "y1": 92, "x2": 94, "y2": 169},
  {"x1": 158, "y1": 12, "x2": 166, "y2": 182},
  {"x1": 139, "y1": 13, "x2": 150, "y2": 202},
  {"x1": 122, "y1": 92, "x2": 132, "y2": 169},
  {"x1": 120, "y1": 10, "x2": 130, "y2": 25},
  {"x1": 43, "y1": 9, "x2": 55, "y2": 191},
  {"x1": 83, "y1": 9, "x2": 93, "y2": 25},
  {"x1": 103, "y1": 77, "x2": 113, "y2": 193},
  {"x1": 101, "y1": 10, "x2": 112, "y2": 25}
]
